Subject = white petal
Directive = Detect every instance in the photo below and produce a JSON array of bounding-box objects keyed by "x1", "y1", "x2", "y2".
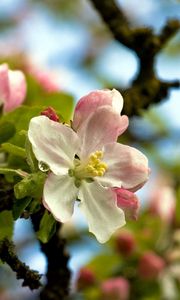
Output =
[
  {"x1": 28, "y1": 116, "x2": 80, "y2": 175},
  {"x1": 111, "y1": 88, "x2": 124, "y2": 114},
  {"x1": 43, "y1": 173, "x2": 78, "y2": 222},
  {"x1": 78, "y1": 181, "x2": 125, "y2": 243},
  {"x1": 98, "y1": 143, "x2": 149, "y2": 191}
]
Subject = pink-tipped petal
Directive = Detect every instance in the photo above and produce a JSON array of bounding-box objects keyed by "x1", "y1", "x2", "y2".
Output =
[
  {"x1": 4, "y1": 69, "x2": 27, "y2": 112},
  {"x1": 78, "y1": 107, "x2": 128, "y2": 159},
  {"x1": 114, "y1": 188, "x2": 139, "y2": 220},
  {"x1": 73, "y1": 89, "x2": 124, "y2": 131},
  {"x1": 43, "y1": 173, "x2": 78, "y2": 222},
  {"x1": 0, "y1": 64, "x2": 10, "y2": 105},
  {"x1": 28, "y1": 116, "x2": 80, "y2": 175},
  {"x1": 78, "y1": 181, "x2": 125, "y2": 243},
  {"x1": 98, "y1": 142, "x2": 149, "y2": 191}
]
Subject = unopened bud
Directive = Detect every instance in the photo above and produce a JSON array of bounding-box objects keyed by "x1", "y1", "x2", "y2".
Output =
[
  {"x1": 76, "y1": 267, "x2": 96, "y2": 290},
  {"x1": 101, "y1": 277, "x2": 130, "y2": 300},
  {"x1": 41, "y1": 107, "x2": 59, "y2": 122},
  {"x1": 115, "y1": 231, "x2": 136, "y2": 256},
  {"x1": 138, "y1": 252, "x2": 165, "y2": 280},
  {"x1": 114, "y1": 188, "x2": 139, "y2": 220}
]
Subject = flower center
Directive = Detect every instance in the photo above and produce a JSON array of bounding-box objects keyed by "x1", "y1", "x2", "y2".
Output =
[{"x1": 69, "y1": 150, "x2": 107, "y2": 184}]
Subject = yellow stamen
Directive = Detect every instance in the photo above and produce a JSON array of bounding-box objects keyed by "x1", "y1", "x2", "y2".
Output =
[{"x1": 72, "y1": 150, "x2": 108, "y2": 179}]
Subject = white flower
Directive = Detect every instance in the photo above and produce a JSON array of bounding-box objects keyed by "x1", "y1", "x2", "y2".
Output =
[{"x1": 28, "y1": 89, "x2": 149, "y2": 243}]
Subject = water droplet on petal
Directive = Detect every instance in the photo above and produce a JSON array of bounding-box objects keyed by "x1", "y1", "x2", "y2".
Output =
[{"x1": 38, "y1": 161, "x2": 50, "y2": 172}]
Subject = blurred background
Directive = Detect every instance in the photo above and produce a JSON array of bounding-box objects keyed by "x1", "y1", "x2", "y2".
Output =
[{"x1": 0, "y1": 0, "x2": 180, "y2": 299}]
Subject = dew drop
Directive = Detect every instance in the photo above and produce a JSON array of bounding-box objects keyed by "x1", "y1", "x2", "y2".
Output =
[{"x1": 38, "y1": 161, "x2": 50, "y2": 172}]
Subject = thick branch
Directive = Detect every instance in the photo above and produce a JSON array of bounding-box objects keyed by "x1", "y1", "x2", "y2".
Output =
[
  {"x1": 0, "y1": 238, "x2": 42, "y2": 290},
  {"x1": 90, "y1": 0, "x2": 180, "y2": 116},
  {"x1": 40, "y1": 225, "x2": 71, "y2": 300},
  {"x1": 31, "y1": 211, "x2": 71, "y2": 300}
]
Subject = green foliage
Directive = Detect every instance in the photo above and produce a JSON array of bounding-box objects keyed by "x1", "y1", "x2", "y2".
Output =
[
  {"x1": 1, "y1": 142, "x2": 26, "y2": 158},
  {"x1": 37, "y1": 211, "x2": 57, "y2": 243},
  {"x1": 12, "y1": 197, "x2": 32, "y2": 220},
  {"x1": 0, "y1": 106, "x2": 43, "y2": 147},
  {"x1": 0, "y1": 121, "x2": 16, "y2": 143},
  {"x1": 0, "y1": 211, "x2": 13, "y2": 240},
  {"x1": 14, "y1": 171, "x2": 47, "y2": 199},
  {"x1": 87, "y1": 253, "x2": 121, "y2": 280},
  {"x1": 25, "y1": 137, "x2": 39, "y2": 172}
]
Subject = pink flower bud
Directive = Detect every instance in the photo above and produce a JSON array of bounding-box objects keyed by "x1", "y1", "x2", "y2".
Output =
[
  {"x1": 114, "y1": 188, "x2": 139, "y2": 220},
  {"x1": 0, "y1": 63, "x2": 26, "y2": 113},
  {"x1": 101, "y1": 277, "x2": 130, "y2": 300},
  {"x1": 41, "y1": 107, "x2": 59, "y2": 122},
  {"x1": 76, "y1": 267, "x2": 96, "y2": 290},
  {"x1": 115, "y1": 231, "x2": 136, "y2": 256},
  {"x1": 138, "y1": 252, "x2": 165, "y2": 280}
]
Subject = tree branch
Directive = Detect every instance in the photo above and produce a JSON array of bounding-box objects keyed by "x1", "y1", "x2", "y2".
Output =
[
  {"x1": 40, "y1": 225, "x2": 71, "y2": 300},
  {"x1": 90, "y1": 0, "x2": 180, "y2": 116},
  {"x1": 0, "y1": 238, "x2": 42, "y2": 290},
  {"x1": 31, "y1": 211, "x2": 71, "y2": 300}
]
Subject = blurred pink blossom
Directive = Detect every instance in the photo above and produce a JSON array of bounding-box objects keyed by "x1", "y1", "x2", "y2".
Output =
[
  {"x1": 0, "y1": 63, "x2": 26, "y2": 113},
  {"x1": 76, "y1": 267, "x2": 96, "y2": 290},
  {"x1": 101, "y1": 277, "x2": 130, "y2": 300},
  {"x1": 115, "y1": 230, "x2": 136, "y2": 256},
  {"x1": 138, "y1": 251, "x2": 165, "y2": 280},
  {"x1": 27, "y1": 64, "x2": 60, "y2": 93},
  {"x1": 149, "y1": 184, "x2": 175, "y2": 223}
]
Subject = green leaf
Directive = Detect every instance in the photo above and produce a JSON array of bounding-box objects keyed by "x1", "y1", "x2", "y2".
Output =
[
  {"x1": 37, "y1": 211, "x2": 56, "y2": 243},
  {"x1": 0, "y1": 106, "x2": 43, "y2": 147},
  {"x1": 1, "y1": 142, "x2": 26, "y2": 158},
  {"x1": 0, "y1": 121, "x2": 16, "y2": 143},
  {"x1": 12, "y1": 197, "x2": 32, "y2": 220},
  {"x1": 0, "y1": 211, "x2": 13, "y2": 240},
  {"x1": 25, "y1": 137, "x2": 38, "y2": 172},
  {"x1": 14, "y1": 171, "x2": 46, "y2": 199}
]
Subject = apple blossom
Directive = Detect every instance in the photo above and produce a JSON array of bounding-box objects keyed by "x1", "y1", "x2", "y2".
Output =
[
  {"x1": 28, "y1": 89, "x2": 149, "y2": 243},
  {"x1": 0, "y1": 63, "x2": 26, "y2": 113}
]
